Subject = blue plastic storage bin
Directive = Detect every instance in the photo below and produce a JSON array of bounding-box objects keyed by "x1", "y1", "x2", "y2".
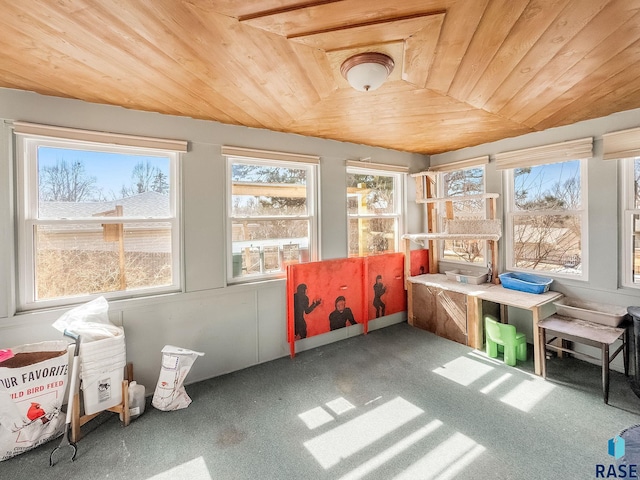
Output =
[{"x1": 498, "y1": 272, "x2": 553, "y2": 294}]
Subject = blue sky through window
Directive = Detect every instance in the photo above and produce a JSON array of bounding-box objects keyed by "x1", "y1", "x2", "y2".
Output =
[
  {"x1": 514, "y1": 160, "x2": 580, "y2": 206},
  {"x1": 37, "y1": 146, "x2": 169, "y2": 199}
]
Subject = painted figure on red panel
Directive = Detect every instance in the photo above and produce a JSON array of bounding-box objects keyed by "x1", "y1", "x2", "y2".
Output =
[
  {"x1": 373, "y1": 275, "x2": 387, "y2": 318},
  {"x1": 294, "y1": 284, "x2": 322, "y2": 339},
  {"x1": 329, "y1": 296, "x2": 357, "y2": 330}
]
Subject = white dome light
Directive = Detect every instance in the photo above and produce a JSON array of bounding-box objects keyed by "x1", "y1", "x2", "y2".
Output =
[{"x1": 340, "y1": 53, "x2": 395, "y2": 92}]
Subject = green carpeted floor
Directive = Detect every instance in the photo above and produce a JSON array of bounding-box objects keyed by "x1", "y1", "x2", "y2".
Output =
[{"x1": 2, "y1": 322, "x2": 639, "y2": 479}]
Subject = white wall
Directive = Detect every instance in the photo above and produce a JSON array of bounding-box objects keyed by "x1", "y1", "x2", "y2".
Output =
[
  {"x1": 0, "y1": 88, "x2": 427, "y2": 390},
  {"x1": 431, "y1": 109, "x2": 640, "y2": 371}
]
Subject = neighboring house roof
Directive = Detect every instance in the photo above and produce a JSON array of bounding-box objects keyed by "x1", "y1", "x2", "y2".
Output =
[{"x1": 40, "y1": 191, "x2": 170, "y2": 218}]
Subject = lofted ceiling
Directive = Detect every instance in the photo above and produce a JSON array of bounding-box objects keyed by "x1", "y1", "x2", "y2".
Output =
[{"x1": 1, "y1": 0, "x2": 639, "y2": 154}]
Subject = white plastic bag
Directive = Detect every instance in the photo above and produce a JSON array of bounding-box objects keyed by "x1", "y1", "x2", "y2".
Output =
[
  {"x1": 52, "y1": 296, "x2": 122, "y2": 342},
  {"x1": 152, "y1": 345, "x2": 204, "y2": 411}
]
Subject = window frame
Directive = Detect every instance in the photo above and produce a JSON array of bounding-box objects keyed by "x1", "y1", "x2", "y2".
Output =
[
  {"x1": 621, "y1": 156, "x2": 640, "y2": 289},
  {"x1": 346, "y1": 166, "x2": 405, "y2": 257},
  {"x1": 435, "y1": 164, "x2": 489, "y2": 267},
  {"x1": 225, "y1": 154, "x2": 319, "y2": 284},
  {"x1": 16, "y1": 133, "x2": 182, "y2": 311},
  {"x1": 503, "y1": 159, "x2": 589, "y2": 280}
]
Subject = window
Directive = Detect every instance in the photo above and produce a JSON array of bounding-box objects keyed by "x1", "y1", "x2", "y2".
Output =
[
  {"x1": 604, "y1": 127, "x2": 640, "y2": 288},
  {"x1": 504, "y1": 159, "x2": 587, "y2": 277},
  {"x1": 225, "y1": 147, "x2": 318, "y2": 282},
  {"x1": 15, "y1": 123, "x2": 184, "y2": 310},
  {"x1": 498, "y1": 138, "x2": 591, "y2": 279},
  {"x1": 437, "y1": 166, "x2": 487, "y2": 265},
  {"x1": 347, "y1": 167, "x2": 404, "y2": 256},
  {"x1": 622, "y1": 156, "x2": 640, "y2": 288}
]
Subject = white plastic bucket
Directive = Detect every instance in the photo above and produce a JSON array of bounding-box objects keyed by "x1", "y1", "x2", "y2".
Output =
[{"x1": 79, "y1": 335, "x2": 126, "y2": 415}]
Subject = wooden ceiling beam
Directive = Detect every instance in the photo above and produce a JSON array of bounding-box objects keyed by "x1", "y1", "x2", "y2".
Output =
[
  {"x1": 285, "y1": 12, "x2": 447, "y2": 40},
  {"x1": 237, "y1": 1, "x2": 343, "y2": 22}
]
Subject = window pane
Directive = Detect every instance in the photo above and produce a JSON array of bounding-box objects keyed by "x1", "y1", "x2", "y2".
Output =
[
  {"x1": 437, "y1": 167, "x2": 487, "y2": 265},
  {"x1": 443, "y1": 167, "x2": 484, "y2": 196},
  {"x1": 348, "y1": 218, "x2": 396, "y2": 256},
  {"x1": 347, "y1": 173, "x2": 395, "y2": 214},
  {"x1": 35, "y1": 222, "x2": 173, "y2": 300},
  {"x1": 37, "y1": 147, "x2": 170, "y2": 218},
  {"x1": 513, "y1": 160, "x2": 581, "y2": 211},
  {"x1": 442, "y1": 239, "x2": 485, "y2": 264},
  {"x1": 231, "y1": 219, "x2": 309, "y2": 278},
  {"x1": 634, "y1": 159, "x2": 640, "y2": 209},
  {"x1": 512, "y1": 214, "x2": 582, "y2": 274},
  {"x1": 633, "y1": 214, "x2": 640, "y2": 284},
  {"x1": 448, "y1": 199, "x2": 485, "y2": 217},
  {"x1": 231, "y1": 163, "x2": 308, "y2": 216}
]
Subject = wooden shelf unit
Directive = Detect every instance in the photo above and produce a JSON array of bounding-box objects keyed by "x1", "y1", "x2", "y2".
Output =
[{"x1": 404, "y1": 171, "x2": 501, "y2": 283}]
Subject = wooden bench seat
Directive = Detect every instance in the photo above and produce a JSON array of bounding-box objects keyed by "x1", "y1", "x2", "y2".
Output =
[{"x1": 538, "y1": 314, "x2": 629, "y2": 404}]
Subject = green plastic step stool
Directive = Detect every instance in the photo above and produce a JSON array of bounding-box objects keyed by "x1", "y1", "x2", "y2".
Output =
[{"x1": 485, "y1": 315, "x2": 527, "y2": 366}]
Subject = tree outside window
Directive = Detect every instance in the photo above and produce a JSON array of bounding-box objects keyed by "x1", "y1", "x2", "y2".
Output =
[
  {"x1": 229, "y1": 158, "x2": 316, "y2": 281},
  {"x1": 17, "y1": 138, "x2": 180, "y2": 310},
  {"x1": 508, "y1": 159, "x2": 585, "y2": 275},
  {"x1": 623, "y1": 157, "x2": 640, "y2": 287},
  {"x1": 439, "y1": 167, "x2": 486, "y2": 264},
  {"x1": 347, "y1": 170, "x2": 402, "y2": 257}
]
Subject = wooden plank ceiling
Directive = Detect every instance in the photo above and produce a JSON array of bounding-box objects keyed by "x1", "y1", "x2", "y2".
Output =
[{"x1": 1, "y1": 0, "x2": 639, "y2": 154}]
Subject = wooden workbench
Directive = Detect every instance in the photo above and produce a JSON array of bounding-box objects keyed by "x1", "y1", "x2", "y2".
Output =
[{"x1": 407, "y1": 274, "x2": 563, "y2": 375}]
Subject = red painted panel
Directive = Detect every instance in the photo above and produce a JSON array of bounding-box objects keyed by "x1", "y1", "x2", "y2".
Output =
[
  {"x1": 288, "y1": 258, "x2": 364, "y2": 341},
  {"x1": 287, "y1": 254, "x2": 409, "y2": 356},
  {"x1": 410, "y1": 249, "x2": 429, "y2": 276},
  {"x1": 365, "y1": 253, "x2": 406, "y2": 321}
]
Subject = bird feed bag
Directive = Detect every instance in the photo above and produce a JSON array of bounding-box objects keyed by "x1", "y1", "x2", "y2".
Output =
[
  {"x1": 152, "y1": 345, "x2": 204, "y2": 411},
  {"x1": 0, "y1": 341, "x2": 69, "y2": 461}
]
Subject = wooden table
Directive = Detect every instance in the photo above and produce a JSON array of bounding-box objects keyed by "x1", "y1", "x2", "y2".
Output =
[
  {"x1": 538, "y1": 314, "x2": 629, "y2": 404},
  {"x1": 408, "y1": 274, "x2": 563, "y2": 375}
]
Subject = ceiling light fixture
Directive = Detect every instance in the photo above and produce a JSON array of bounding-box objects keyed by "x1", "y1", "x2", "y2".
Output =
[{"x1": 340, "y1": 52, "x2": 395, "y2": 92}]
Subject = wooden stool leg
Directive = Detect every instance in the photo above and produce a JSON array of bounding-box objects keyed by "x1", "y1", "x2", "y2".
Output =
[
  {"x1": 540, "y1": 327, "x2": 547, "y2": 379},
  {"x1": 603, "y1": 344, "x2": 610, "y2": 405},
  {"x1": 624, "y1": 329, "x2": 630, "y2": 377},
  {"x1": 122, "y1": 380, "x2": 130, "y2": 427},
  {"x1": 71, "y1": 393, "x2": 81, "y2": 443}
]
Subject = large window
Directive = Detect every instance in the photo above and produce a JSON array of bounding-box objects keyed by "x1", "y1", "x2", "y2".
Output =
[
  {"x1": 16, "y1": 124, "x2": 183, "y2": 310},
  {"x1": 437, "y1": 166, "x2": 487, "y2": 265},
  {"x1": 347, "y1": 167, "x2": 404, "y2": 257},
  {"x1": 225, "y1": 148, "x2": 318, "y2": 282},
  {"x1": 622, "y1": 157, "x2": 640, "y2": 288},
  {"x1": 605, "y1": 127, "x2": 640, "y2": 288},
  {"x1": 505, "y1": 159, "x2": 587, "y2": 277}
]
